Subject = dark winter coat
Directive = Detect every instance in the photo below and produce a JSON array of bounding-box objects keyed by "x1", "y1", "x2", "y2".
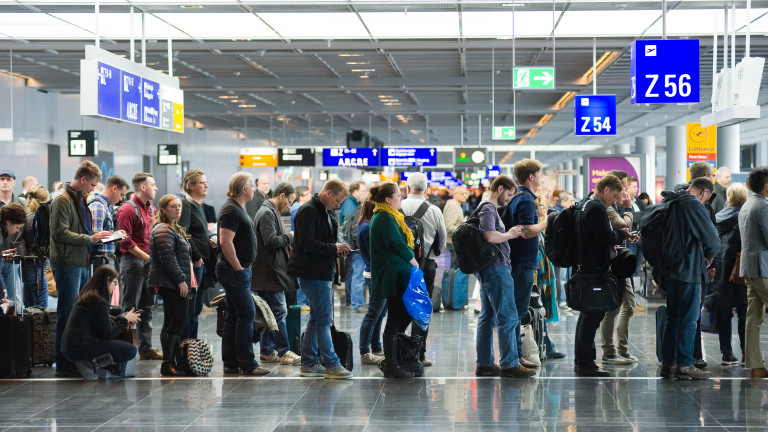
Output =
[
  {"x1": 252, "y1": 200, "x2": 294, "y2": 292},
  {"x1": 287, "y1": 195, "x2": 339, "y2": 281},
  {"x1": 148, "y1": 223, "x2": 192, "y2": 290}
]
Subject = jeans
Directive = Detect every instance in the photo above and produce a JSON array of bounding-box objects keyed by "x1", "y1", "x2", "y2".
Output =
[
  {"x1": 662, "y1": 280, "x2": 701, "y2": 367},
  {"x1": 1, "y1": 261, "x2": 21, "y2": 306},
  {"x1": 574, "y1": 311, "x2": 606, "y2": 367},
  {"x1": 718, "y1": 303, "x2": 746, "y2": 355},
  {"x1": 184, "y1": 263, "x2": 206, "y2": 339},
  {"x1": 65, "y1": 338, "x2": 137, "y2": 364},
  {"x1": 300, "y1": 276, "x2": 340, "y2": 367},
  {"x1": 349, "y1": 252, "x2": 366, "y2": 310},
  {"x1": 411, "y1": 259, "x2": 436, "y2": 360},
  {"x1": 22, "y1": 259, "x2": 47, "y2": 308},
  {"x1": 359, "y1": 277, "x2": 387, "y2": 354},
  {"x1": 447, "y1": 243, "x2": 458, "y2": 269},
  {"x1": 555, "y1": 267, "x2": 570, "y2": 306},
  {"x1": 259, "y1": 291, "x2": 290, "y2": 357},
  {"x1": 476, "y1": 265, "x2": 520, "y2": 369},
  {"x1": 217, "y1": 261, "x2": 258, "y2": 372},
  {"x1": 120, "y1": 255, "x2": 155, "y2": 352},
  {"x1": 344, "y1": 254, "x2": 353, "y2": 306},
  {"x1": 52, "y1": 265, "x2": 89, "y2": 367},
  {"x1": 511, "y1": 265, "x2": 536, "y2": 354},
  {"x1": 296, "y1": 281, "x2": 309, "y2": 307}
]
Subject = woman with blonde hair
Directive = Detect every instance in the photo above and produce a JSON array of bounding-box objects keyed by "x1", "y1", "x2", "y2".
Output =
[
  {"x1": 22, "y1": 186, "x2": 50, "y2": 306},
  {"x1": 149, "y1": 194, "x2": 193, "y2": 376}
]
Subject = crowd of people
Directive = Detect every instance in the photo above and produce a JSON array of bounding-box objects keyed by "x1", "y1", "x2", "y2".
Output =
[{"x1": 1, "y1": 157, "x2": 767, "y2": 381}]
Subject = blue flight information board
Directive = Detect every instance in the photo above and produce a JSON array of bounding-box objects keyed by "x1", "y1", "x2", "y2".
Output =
[
  {"x1": 574, "y1": 95, "x2": 617, "y2": 136},
  {"x1": 486, "y1": 165, "x2": 501, "y2": 177},
  {"x1": 631, "y1": 39, "x2": 699, "y2": 104},
  {"x1": 120, "y1": 71, "x2": 141, "y2": 123},
  {"x1": 97, "y1": 62, "x2": 120, "y2": 119},
  {"x1": 380, "y1": 147, "x2": 437, "y2": 167},
  {"x1": 322, "y1": 148, "x2": 380, "y2": 167},
  {"x1": 141, "y1": 79, "x2": 160, "y2": 127}
]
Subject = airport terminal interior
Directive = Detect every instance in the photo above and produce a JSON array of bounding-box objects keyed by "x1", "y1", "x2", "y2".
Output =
[{"x1": 4, "y1": 0, "x2": 768, "y2": 430}]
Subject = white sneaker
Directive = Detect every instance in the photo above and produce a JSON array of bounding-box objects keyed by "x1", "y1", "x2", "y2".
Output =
[
  {"x1": 602, "y1": 355, "x2": 634, "y2": 365},
  {"x1": 619, "y1": 353, "x2": 639, "y2": 363},
  {"x1": 279, "y1": 351, "x2": 301, "y2": 365},
  {"x1": 260, "y1": 350, "x2": 279, "y2": 363},
  {"x1": 360, "y1": 352, "x2": 384, "y2": 365}
]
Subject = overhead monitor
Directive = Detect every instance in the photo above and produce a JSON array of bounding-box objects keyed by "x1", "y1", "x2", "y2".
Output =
[
  {"x1": 68, "y1": 130, "x2": 98, "y2": 157},
  {"x1": 157, "y1": 144, "x2": 179, "y2": 165},
  {"x1": 278, "y1": 148, "x2": 315, "y2": 166},
  {"x1": 381, "y1": 147, "x2": 437, "y2": 167},
  {"x1": 322, "y1": 148, "x2": 379, "y2": 167}
]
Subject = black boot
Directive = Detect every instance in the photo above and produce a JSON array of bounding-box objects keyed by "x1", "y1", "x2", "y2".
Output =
[
  {"x1": 160, "y1": 334, "x2": 185, "y2": 377},
  {"x1": 380, "y1": 334, "x2": 414, "y2": 379}
]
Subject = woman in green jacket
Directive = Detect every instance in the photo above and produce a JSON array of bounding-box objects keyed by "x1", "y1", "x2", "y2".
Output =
[{"x1": 369, "y1": 182, "x2": 419, "y2": 378}]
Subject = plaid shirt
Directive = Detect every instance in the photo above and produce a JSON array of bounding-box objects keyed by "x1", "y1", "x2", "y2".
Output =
[{"x1": 88, "y1": 193, "x2": 115, "y2": 255}]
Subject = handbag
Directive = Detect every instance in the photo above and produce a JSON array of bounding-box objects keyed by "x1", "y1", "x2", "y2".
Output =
[
  {"x1": 177, "y1": 338, "x2": 213, "y2": 376},
  {"x1": 729, "y1": 252, "x2": 746, "y2": 285},
  {"x1": 565, "y1": 270, "x2": 622, "y2": 313}
]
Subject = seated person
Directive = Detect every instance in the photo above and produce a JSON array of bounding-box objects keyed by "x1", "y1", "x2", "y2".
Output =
[{"x1": 62, "y1": 266, "x2": 141, "y2": 377}]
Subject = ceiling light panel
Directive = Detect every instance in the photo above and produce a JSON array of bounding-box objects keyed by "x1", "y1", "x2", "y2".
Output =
[
  {"x1": 46, "y1": 13, "x2": 188, "y2": 39},
  {"x1": 359, "y1": 12, "x2": 459, "y2": 38},
  {"x1": 644, "y1": 9, "x2": 768, "y2": 36},
  {"x1": 462, "y1": 11, "x2": 555, "y2": 38},
  {"x1": 556, "y1": 11, "x2": 661, "y2": 37},
  {"x1": 155, "y1": 13, "x2": 276, "y2": 39},
  {"x1": 0, "y1": 14, "x2": 91, "y2": 39},
  {"x1": 259, "y1": 13, "x2": 369, "y2": 39}
]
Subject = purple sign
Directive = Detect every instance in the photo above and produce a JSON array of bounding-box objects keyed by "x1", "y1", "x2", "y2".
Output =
[
  {"x1": 96, "y1": 62, "x2": 120, "y2": 119},
  {"x1": 120, "y1": 71, "x2": 141, "y2": 124},
  {"x1": 586, "y1": 156, "x2": 642, "y2": 194},
  {"x1": 141, "y1": 78, "x2": 160, "y2": 127}
]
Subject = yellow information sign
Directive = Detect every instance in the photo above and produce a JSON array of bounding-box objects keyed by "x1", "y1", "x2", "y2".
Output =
[{"x1": 686, "y1": 122, "x2": 717, "y2": 181}]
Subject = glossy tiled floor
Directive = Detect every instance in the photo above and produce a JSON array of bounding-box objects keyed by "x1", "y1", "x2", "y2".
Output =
[{"x1": 2, "y1": 293, "x2": 768, "y2": 432}]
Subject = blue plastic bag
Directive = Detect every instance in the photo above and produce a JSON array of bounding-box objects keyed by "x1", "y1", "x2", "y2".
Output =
[{"x1": 403, "y1": 266, "x2": 433, "y2": 331}]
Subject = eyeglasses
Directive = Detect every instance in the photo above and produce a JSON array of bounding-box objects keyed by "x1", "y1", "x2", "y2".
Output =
[{"x1": 195, "y1": 181, "x2": 208, "y2": 185}]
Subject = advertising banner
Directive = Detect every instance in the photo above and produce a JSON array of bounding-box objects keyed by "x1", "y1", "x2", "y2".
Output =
[{"x1": 585, "y1": 155, "x2": 643, "y2": 194}]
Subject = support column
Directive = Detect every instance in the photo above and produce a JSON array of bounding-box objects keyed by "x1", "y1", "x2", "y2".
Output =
[
  {"x1": 717, "y1": 124, "x2": 741, "y2": 172},
  {"x1": 636, "y1": 136, "x2": 656, "y2": 203},
  {"x1": 564, "y1": 160, "x2": 574, "y2": 193},
  {"x1": 615, "y1": 143, "x2": 631, "y2": 154},
  {"x1": 666, "y1": 125, "x2": 687, "y2": 189},
  {"x1": 756, "y1": 141, "x2": 768, "y2": 167},
  {"x1": 574, "y1": 157, "x2": 584, "y2": 199}
]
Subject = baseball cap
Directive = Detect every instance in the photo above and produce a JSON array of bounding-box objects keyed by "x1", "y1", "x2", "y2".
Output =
[{"x1": 0, "y1": 169, "x2": 15, "y2": 179}]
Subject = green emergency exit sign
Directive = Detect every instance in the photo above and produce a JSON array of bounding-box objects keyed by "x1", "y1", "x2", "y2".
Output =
[
  {"x1": 492, "y1": 126, "x2": 516, "y2": 140},
  {"x1": 513, "y1": 67, "x2": 556, "y2": 90}
]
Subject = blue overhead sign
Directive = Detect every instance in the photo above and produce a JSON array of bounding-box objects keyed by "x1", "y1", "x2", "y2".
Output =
[
  {"x1": 631, "y1": 39, "x2": 699, "y2": 104},
  {"x1": 486, "y1": 165, "x2": 501, "y2": 178},
  {"x1": 120, "y1": 71, "x2": 141, "y2": 124},
  {"x1": 96, "y1": 62, "x2": 120, "y2": 119},
  {"x1": 381, "y1": 147, "x2": 437, "y2": 167},
  {"x1": 322, "y1": 148, "x2": 379, "y2": 167},
  {"x1": 574, "y1": 95, "x2": 617, "y2": 136}
]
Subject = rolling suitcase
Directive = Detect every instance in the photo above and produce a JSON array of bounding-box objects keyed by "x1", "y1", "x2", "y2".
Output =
[
  {"x1": 441, "y1": 269, "x2": 468, "y2": 310},
  {"x1": 529, "y1": 306, "x2": 547, "y2": 361},
  {"x1": 656, "y1": 305, "x2": 667, "y2": 363},
  {"x1": 0, "y1": 314, "x2": 32, "y2": 378},
  {"x1": 330, "y1": 325, "x2": 354, "y2": 371},
  {"x1": 287, "y1": 304, "x2": 302, "y2": 355},
  {"x1": 24, "y1": 306, "x2": 56, "y2": 366}
]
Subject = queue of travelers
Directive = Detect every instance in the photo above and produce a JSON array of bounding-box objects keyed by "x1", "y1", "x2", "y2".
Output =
[{"x1": 3, "y1": 157, "x2": 768, "y2": 382}]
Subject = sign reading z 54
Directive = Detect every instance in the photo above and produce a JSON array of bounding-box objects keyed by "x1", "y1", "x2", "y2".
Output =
[
  {"x1": 574, "y1": 95, "x2": 616, "y2": 136},
  {"x1": 631, "y1": 39, "x2": 699, "y2": 104}
]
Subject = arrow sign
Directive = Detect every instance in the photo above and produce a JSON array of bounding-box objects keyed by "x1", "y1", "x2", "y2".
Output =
[
  {"x1": 513, "y1": 67, "x2": 556, "y2": 90},
  {"x1": 493, "y1": 126, "x2": 516, "y2": 140}
]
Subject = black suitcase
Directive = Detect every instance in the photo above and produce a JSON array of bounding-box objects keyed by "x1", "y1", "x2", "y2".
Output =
[
  {"x1": 331, "y1": 325, "x2": 354, "y2": 371},
  {"x1": 0, "y1": 315, "x2": 32, "y2": 378},
  {"x1": 656, "y1": 305, "x2": 667, "y2": 363}
]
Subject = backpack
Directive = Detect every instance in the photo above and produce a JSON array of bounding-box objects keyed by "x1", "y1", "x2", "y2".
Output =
[
  {"x1": 544, "y1": 205, "x2": 579, "y2": 268},
  {"x1": 177, "y1": 338, "x2": 213, "y2": 376},
  {"x1": 402, "y1": 201, "x2": 431, "y2": 267},
  {"x1": 638, "y1": 191, "x2": 686, "y2": 269},
  {"x1": 32, "y1": 199, "x2": 52, "y2": 261},
  {"x1": 451, "y1": 201, "x2": 500, "y2": 274}
]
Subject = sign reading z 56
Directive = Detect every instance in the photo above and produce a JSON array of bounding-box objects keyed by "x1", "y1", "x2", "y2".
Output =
[{"x1": 631, "y1": 39, "x2": 699, "y2": 104}]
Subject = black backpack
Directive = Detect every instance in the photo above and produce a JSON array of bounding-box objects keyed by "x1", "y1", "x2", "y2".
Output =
[
  {"x1": 32, "y1": 199, "x2": 52, "y2": 261},
  {"x1": 639, "y1": 191, "x2": 686, "y2": 269},
  {"x1": 402, "y1": 201, "x2": 431, "y2": 267},
  {"x1": 544, "y1": 205, "x2": 579, "y2": 268},
  {"x1": 451, "y1": 201, "x2": 500, "y2": 274}
]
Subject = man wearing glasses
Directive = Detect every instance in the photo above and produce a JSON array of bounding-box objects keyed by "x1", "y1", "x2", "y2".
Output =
[
  {"x1": 658, "y1": 177, "x2": 720, "y2": 380},
  {"x1": 88, "y1": 175, "x2": 130, "y2": 271}
]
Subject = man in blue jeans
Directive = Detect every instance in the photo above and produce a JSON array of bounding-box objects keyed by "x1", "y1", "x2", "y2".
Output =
[
  {"x1": 50, "y1": 161, "x2": 113, "y2": 377},
  {"x1": 475, "y1": 175, "x2": 535, "y2": 378},
  {"x1": 503, "y1": 158, "x2": 547, "y2": 370},
  {"x1": 218, "y1": 172, "x2": 269, "y2": 376},
  {"x1": 659, "y1": 177, "x2": 720, "y2": 380},
  {"x1": 288, "y1": 179, "x2": 352, "y2": 379}
]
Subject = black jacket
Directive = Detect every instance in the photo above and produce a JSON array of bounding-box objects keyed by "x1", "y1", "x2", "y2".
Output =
[
  {"x1": 62, "y1": 298, "x2": 128, "y2": 355},
  {"x1": 576, "y1": 197, "x2": 624, "y2": 273},
  {"x1": 245, "y1": 191, "x2": 266, "y2": 220},
  {"x1": 287, "y1": 195, "x2": 339, "y2": 281},
  {"x1": 252, "y1": 200, "x2": 295, "y2": 292},
  {"x1": 706, "y1": 206, "x2": 747, "y2": 309},
  {"x1": 178, "y1": 196, "x2": 212, "y2": 262},
  {"x1": 149, "y1": 223, "x2": 192, "y2": 290}
]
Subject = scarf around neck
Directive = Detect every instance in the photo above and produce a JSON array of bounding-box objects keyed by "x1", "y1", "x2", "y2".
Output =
[{"x1": 373, "y1": 202, "x2": 414, "y2": 248}]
